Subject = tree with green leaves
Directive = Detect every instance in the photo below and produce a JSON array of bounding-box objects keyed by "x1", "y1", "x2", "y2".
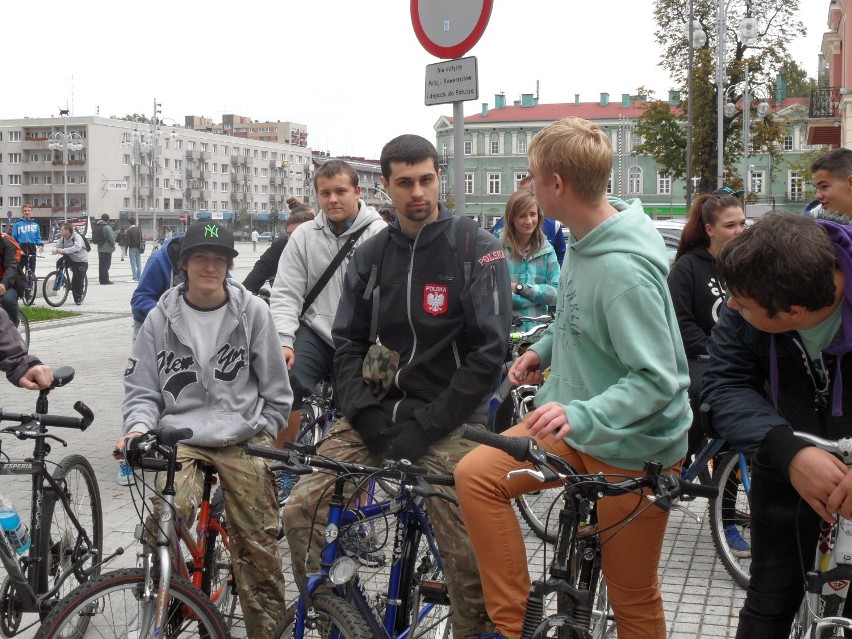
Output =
[{"x1": 636, "y1": 0, "x2": 806, "y2": 195}]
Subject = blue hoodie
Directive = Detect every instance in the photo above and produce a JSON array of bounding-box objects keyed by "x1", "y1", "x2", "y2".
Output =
[{"x1": 131, "y1": 235, "x2": 184, "y2": 324}]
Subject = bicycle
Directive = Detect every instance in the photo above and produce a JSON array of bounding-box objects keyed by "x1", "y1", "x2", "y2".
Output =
[
  {"x1": 245, "y1": 441, "x2": 456, "y2": 639},
  {"x1": 19, "y1": 253, "x2": 37, "y2": 307},
  {"x1": 678, "y1": 404, "x2": 752, "y2": 589},
  {"x1": 42, "y1": 260, "x2": 87, "y2": 308},
  {"x1": 0, "y1": 366, "x2": 102, "y2": 638},
  {"x1": 460, "y1": 425, "x2": 718, "y2": 639},
  {"x1": 789, "y1": 431, "x2": 852, "y2": 639},
  {"x1": 36, "y1": 426, "x2": 230, "y2": 639},
  {"x1": 13, "y1": 302, "x2": 29, "y2": 349}
]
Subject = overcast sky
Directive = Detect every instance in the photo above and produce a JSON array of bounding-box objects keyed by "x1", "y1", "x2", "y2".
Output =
[{"x1": 4, "y1": 1, "x2": 826, "y2": 159}]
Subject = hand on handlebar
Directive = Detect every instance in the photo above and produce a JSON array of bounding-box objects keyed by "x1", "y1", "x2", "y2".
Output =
[
  {"x1": 789, "y1": 446, "x2": 849, "y2": 523},
  {"x1": 113, "y1": 432, "x2": 143, "y2": 459},
  {"x1": 508, "y1": 350, "x2": 544, "y2": 387}
]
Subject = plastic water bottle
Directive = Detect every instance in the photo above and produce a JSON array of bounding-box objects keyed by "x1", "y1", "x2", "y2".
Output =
[{"x1": 0, "y1": 495, "x2": 31, "y2": 555}]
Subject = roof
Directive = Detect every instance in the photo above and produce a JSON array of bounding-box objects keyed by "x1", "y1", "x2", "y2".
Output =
[{"x1": 440, "y1": 96, "x2": 812, "y2": 126}]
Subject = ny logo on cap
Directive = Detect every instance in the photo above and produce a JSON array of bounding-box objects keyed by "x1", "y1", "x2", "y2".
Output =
[{"x1": 204, "y1": 225, "x2": 220, "y2": 238}]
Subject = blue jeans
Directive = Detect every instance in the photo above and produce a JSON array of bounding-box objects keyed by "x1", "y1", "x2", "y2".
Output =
[
  {"x1": 129, "y1": 248, "x2": 141, "y2": 281},
  {"x1": 289, "y1": 324, "x2": 335, "y2": 409},
  {"x1": 1, "y1": 286, "x2": 19, "y2": 327}
]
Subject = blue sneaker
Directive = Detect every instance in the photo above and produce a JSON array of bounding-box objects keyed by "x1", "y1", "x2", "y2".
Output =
[
  {"x1": 724, "y1": 524, "x2": 751, "y2": 558},
  {"x1": 276, "y1": 472, "x2": 298, "y2": 506},
  {"x1": 117, "y1": 460, "x2": 134, "y2": 486}
]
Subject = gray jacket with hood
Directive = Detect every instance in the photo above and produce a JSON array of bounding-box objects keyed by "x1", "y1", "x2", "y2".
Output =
[
  {"x1": 270, "y1": 201, "x2": 385, "y2": 349},
  {"x1": 122, "y1": 279, "x2": 292, "y2": 447}
]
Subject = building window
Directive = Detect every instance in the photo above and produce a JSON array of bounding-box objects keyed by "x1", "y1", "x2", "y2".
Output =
[
  {"x1": 490, "y1": 140, "x2": 500, "y2": 155},
  {"x1": 628, "y1": 166, "x2": 642, "y2": 194},
  {"x1": 9, "y1": 153, "x2": 21, "y2": 164},
  {"x1": 9, "y1": 175, "x2": 21, "y2": 185},
  {"x1": 9, "y1": 197, "x2": 21, "y2": 207},
  {"x1": 440, "y1": 173, "x2": 448, "y2": 198},
  {"x1": 789, "y1": 171, "x2": 804, "y2": 201},
  {"x1": 514, "y1": 172, "x2": 527, "y2": 191},
  {"x1": 750, "y1": 170, "x2": 765, "y2": 195},
  {"x1": 464, "y1": 141, "x2": 472, "y2": 155},
  {"x1": 464, "y1": 172, "x2": 474, "y2": 195},
  {"x1": 657, "y1": 172, "x2": 671, "y2": 195},
  {"x1": 783, "y1": 135, "x2": 794, "y2": 151},
  {"x1": 124, "y1": 197, "x2": 130, "y2": 208},
  {"x1": 518, "y1": 137, "x2": 527, "y2": 155},
  {"x1": 175, "y1": 139, "x2": 183, "y2": 151},
  {"x1": 188, "y1": 141, "x2": 196, "y2": 151},
  {"x1": 488, "y1": 172, "x2": 501, "y2": 195},
  {"x1": 9, "y1": 132, "x2": 21, "y2": 142},
  {"x1": 212, "y1": 201, "x2": 217, "y2": 211}
]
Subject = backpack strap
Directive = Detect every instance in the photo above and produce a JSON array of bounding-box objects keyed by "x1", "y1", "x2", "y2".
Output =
[
  {"x1": 455, "y1": 214, "x2": 479, "y2": 294},
  {"x1": 300, "y1": 225, "x2": 369, "y2": 318}
]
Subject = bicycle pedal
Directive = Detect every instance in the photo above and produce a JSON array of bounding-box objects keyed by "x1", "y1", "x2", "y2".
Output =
[{"x1": 419, "y1": 580, "x2": 450, "y2": 606}]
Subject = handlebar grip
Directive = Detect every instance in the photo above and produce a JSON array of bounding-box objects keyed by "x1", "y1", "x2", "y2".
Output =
[
  {"x1": 40, "y1": 415, "x2": 86, "y2": 429},
  {"x1": 422, "y1": 473, "x2": 455, "y2": 487},
  {"x1": 678, "y1": 481, "x2": 719, "y2": 501},
  {"x1": 74, "y1": 401, "x2": 94, "y2": 430},
  {"x1": 157, "y1": 427, "x2": 193, "y2": 447},
  {"x1": 245, "y1": 443, "x2": 289, "y2": 462},
  {"x1": 460, "y1": 425, "x2": 533, "y2": 462},
  {"x1": 138, "y1": 458, "x2": 169, "y2": 471}
]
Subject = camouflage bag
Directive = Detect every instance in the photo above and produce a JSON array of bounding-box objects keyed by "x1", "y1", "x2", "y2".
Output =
[{"x1": 362, "y1": 343, "x2": 400, "y2": 400}]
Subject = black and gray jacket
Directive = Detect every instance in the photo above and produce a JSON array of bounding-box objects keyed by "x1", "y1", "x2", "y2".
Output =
[{"x1": 333, "y1": 205, "x2": 512, "y2": 440}]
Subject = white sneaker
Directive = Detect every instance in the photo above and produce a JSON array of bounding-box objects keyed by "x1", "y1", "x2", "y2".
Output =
[{"x1": 117, "y1": 460, "x2": 134, "y2": 486}]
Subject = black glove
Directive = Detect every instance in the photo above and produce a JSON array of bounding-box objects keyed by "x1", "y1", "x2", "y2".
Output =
[
  {"x1": 385, "y1": 420, "x2": 442, "y2": 464},
  {"x1": 351, "y1": 407, "x2": 398, "y2": 455}
]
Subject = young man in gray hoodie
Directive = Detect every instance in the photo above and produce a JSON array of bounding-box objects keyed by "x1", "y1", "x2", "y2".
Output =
[{"x1": 269, "y1": 160, "x2": 385, "y2": 446}]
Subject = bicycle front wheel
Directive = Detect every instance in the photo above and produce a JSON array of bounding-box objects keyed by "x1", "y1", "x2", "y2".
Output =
[
  {"x1": 16, "y1": 309, "x2": 29, "y2": 348},
  {"x1": 42, "y1": 271, "x2": 69, "y2": 307},
  {"x1": 272, "y1": 595, "x2": 373, "y2": 639},
  {"x1": 516, "y1": 488, "x2": 564, "y2": 545},
  {"x1": 708, "y1": 452, "x2": 751, "y2": 588},
  {"x1": 38, "y1": 455, "x2": 104, "y2": 633},
  {"x1": 79, "y1": 272, "x2": 88, "y2": 303},
  {"x1": 23, "y1": 276, "x2": 37, "y2": 306},
  {"x1": 35, "y1": 568, "x2": 230, "y2": 639},
  {"x1": 201, "y1": 486, "x2": 239, "y2": 630}
]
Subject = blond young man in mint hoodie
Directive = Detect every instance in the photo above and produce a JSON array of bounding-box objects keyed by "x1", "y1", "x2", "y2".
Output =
[{"x1": 456, "y1": 117, "x2": 691, "y2": 639}]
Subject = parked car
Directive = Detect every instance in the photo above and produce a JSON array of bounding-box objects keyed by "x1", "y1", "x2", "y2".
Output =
[{"x1": 258, "y1": 232, "x2": 274, "y2": 241}]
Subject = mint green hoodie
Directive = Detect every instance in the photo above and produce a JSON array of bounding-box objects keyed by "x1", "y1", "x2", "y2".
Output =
[{"x1": 531, "y1": 197, "x2": 690, "y2": 470}]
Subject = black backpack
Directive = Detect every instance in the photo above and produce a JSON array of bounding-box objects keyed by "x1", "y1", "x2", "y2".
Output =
[
  {"x1": 77, "y1": 233, "x2": 91, "y2": 252},
  {"x1": 91, "y1": 223, "x2": 105, "y2": 245}
]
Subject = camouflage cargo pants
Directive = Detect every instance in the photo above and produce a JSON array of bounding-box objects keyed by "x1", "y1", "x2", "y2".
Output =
[
  {"x1": 282, "y1": 417, "x2": 494, "y2": 638},
  {"x1": 144, "y1": 431, "x2": 286, "y2": 638}
]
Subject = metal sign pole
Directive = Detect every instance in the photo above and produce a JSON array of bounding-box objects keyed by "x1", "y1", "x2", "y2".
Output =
[{"x1": 453, "y1": 101, "x2": 465, "y2": 216}]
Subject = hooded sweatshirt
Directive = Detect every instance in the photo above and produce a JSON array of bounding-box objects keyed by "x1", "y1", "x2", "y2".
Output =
[
  {"x1": 123, "y1": 279, "x2": 292, "y2": 447},
  {"x1": 270, "y1": 201, "x2": 385, "y2": 348},
  {"x1": 531, "y1": 197, "x2": 691, "y2": 470},
  {"x1": 703, "y1": 218, "x2": 852, "y2": 476}
]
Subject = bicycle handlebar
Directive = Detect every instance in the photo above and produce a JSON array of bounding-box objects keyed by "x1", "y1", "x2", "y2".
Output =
[
  {"x1": 0, "y1": 400, "x2": 94, "y2": 432},
  {"x1": 460, "y1": 425, "x2": 719, "y2": 504},
  {"x1": 794, "y1": 431, "x2": 852, "y2": 464}
]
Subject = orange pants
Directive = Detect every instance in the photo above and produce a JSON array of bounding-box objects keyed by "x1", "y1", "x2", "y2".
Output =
[{"x1": 455, "y1": 422, "x2": 676, "y2": 639}]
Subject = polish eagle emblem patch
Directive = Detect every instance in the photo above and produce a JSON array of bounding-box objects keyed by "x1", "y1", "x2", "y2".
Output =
[{"x1": 423, "y1": 284, "x2": 448, "y2": 316}]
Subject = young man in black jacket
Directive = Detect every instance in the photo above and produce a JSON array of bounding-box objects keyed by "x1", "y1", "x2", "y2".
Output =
[
  {"x1": 703, "y1": 212, "x2": 852, "y2": 638},
  {"x1": 282, "y1": 135, "x2": 512, "y2": 638}
]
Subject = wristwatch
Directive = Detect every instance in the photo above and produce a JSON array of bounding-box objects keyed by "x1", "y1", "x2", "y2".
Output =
[{"x1": 515, "y1": 283, "x2": 525, "y2": 294}]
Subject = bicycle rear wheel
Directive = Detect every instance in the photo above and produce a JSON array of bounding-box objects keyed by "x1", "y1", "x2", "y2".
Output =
[
  {"x1": 708, "y1": 452, "x2": 751, "y2": 588},
  {"x1": 79, "y1": 272, "x2": 88, "y2": 303},
  {"x1": 271, "y1": 595, "x2": 372, "y2": 639},
  {"x1": 22, "y1": 275, "x2": 37, "y2": 306},
  {"x1": 15, "y1": 309, "x2": 29, "y2": 348},
  {"x1": 35, "y1": 568, "x2": 229, "y2": 639},
  {"x1": 38, "y1": 454, "x2": 104, "y2": 634},
  {"x1": 42, "y1": 270, "x2": 69, "y2": 307}
]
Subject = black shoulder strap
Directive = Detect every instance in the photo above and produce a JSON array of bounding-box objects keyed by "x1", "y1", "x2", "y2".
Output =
[
  {"x1": 300, "y1": 225, "x2": 369, "y2": 318},
  {"x1": 456, "y1": 214, "x2": 478, "y2": 293}
]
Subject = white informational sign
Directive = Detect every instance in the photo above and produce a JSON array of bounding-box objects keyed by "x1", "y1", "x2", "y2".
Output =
[
  {"x1": 424, "y1": 56, "x2": 478, "y2": 106},
  {"x1": 106, "y1": 181, "x2": 129, "y2": 191}
]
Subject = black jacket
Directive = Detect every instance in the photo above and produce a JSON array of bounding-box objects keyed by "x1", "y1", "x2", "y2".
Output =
[
  {"x1": 333, "y1": 207, "x2": 512, "y2": 439},
  {"x1": 667, "y1": 247, "x2": 727, "y2": 358},
  {"x1": 242, "y1": 236, "x2": 287, "y2": 294}
]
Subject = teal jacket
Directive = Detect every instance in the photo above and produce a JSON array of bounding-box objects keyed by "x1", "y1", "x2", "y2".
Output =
[
  {"x1": 505, "y1": 240, "x2": 559, "y2": 330},
  {"x1": 531, "y1": 197, "x2": 690, "y2": 470}
]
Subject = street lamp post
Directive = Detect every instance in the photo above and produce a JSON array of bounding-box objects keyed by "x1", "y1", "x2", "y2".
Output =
[
  {"x1": 47, "y1": 114, "x2": 84, "y2": 223},
  {"x1": 684, "y1": 4, "x2": 707, "y2": 207}
]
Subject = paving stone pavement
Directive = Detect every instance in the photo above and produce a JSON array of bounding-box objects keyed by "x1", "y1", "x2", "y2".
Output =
[{"x1": 0, "y1": 240, "x2": 746, "y2": 637}]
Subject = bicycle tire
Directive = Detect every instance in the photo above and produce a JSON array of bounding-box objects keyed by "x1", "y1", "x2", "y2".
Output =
[
  {"x1": 708, "y1": 452, "x2": 751, "y2": 589},
  {"x1": 201, "y1": 486, "x2": 239, "y2": 630},
  {"x1": 271, "y1": 594, "x2": 373, "y2": 639},
  {"x1": 15, "y1": 310, "x2": 29, "y2": 348},
  {"x1": 35, "y1": 567, "x2": 229, "y2": 639},
  {"x1": 22, "y1": 277, "x2": 37, "y2": 306},
  {"x1": 38, "y1": 454, "x2": 104, "y2": 633},
  {"x1": 42, "y1": 271, "x2": 69, "y2": 307},
  {"x1": 516, "y1": 488, "x2": 564, "y2": 545},
  {"x1": 79, "y1": 272, "x2": 88, "y2": 303}
]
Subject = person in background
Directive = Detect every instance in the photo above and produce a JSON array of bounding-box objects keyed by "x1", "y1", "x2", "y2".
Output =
[
  {"x1": 116, "y1": 221, "x2": 290, "y2": 638},
  {"x1": 162, "y1": 225, "x2": 174, "y2": 242},
  {"x1": 502, "y1": 189, "x2": 559, "y2": 329},
  {"x1": 53, "y1": 223, "x2": 89, "y2": 305},
  {"x1": 241, "y1": 208, "x2": 315, "y2": 296},
  {"x1": 0, "y1": 232, "x2": 24, "y2": 327},
  {"x1": 94, "y1": 214, "x2": 116, "y2": 285},
  {"x1": 12, "y1": 204, "x2": 43, "y2": 285},
  {"x1": 117, "y1": 226, "x2": 128, "y2": 261},
  {"x1": 491, "y1": 176, "x2": 567, "y2": 266},
  {"x1": 251, "y1": 228, "x2": 259, "y2": 252},
  {"x1": 125, "y1": 216, "x2": 143, "y2": 282},
  {"x1": 0, "y1": 309, "x2": 52, "y2": 390}
]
